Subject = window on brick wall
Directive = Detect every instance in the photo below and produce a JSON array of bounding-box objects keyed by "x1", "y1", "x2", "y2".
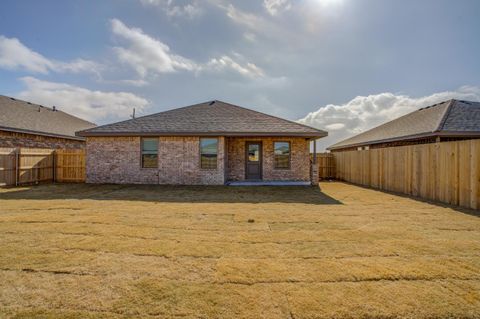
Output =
[
  {"x1": 200, "y1": 138, "x2": 218, "y2": 169},
  {"x1": 141, "y1": 137, "x2": 158, "y2": 168},
  {"x1": 274, "y1": 141, "x2": 290, "y2": 169}
]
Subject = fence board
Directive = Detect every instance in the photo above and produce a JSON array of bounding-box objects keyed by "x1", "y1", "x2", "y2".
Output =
[
  {"x1": 0, "y1": 148, "x2": 16, "y2": 186},
  {"x1": 314, "y1": 153, "x2": 336, "y2": 179},
  {"x1": 334, "y1": 140, "x2": 480, "y2": 210},
  {"x1": 18, "y1": 149, "x2": 54, "y2": 185},
  {"x1": 55, "y1": 149, "x2": 86, "y2": 182},
  {"x1": 0, "y1": 148, "x2": 86, "y2": 186}
]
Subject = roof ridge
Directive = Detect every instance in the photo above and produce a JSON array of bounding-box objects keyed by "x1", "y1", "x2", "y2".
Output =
[
  {"x1": 435, "y1": 99, "x2": 456, "y2": 132},
  {"x1": 0, "y1": 94, "x2": 53, "y2": 111},
  {"x1": 215, "y1": 100, "x2": 327, "y2": 135}
]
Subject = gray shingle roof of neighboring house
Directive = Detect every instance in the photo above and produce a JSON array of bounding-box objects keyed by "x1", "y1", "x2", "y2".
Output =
[
  {"x1": 328, "y1": 99, "x2": 480, "y2": 150},
  {"x1": 0, "y1": 95, "x2": 96, "y2": 140},
  {"x1": 78, "y1": 100, "x2": 327, "y2": 138}
]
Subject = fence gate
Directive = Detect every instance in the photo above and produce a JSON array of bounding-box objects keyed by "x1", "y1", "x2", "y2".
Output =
[
  {"x1": 0, "y1": 148, "x2": 16, "y2": 186},
  {"x1": 55, "y1": 149, "x2": 86, "y2": 183}
]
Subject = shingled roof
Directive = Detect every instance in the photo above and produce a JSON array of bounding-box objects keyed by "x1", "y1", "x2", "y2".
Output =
[
  {"x1": 328, "y1": 99, "x2": 480, "y2": 150},
  {"x1": 0, "y1": 95, "x2": 96, "y2": 140},
  {"x1": 78, "y1": 100, "x2": 327, "y2": 138}
]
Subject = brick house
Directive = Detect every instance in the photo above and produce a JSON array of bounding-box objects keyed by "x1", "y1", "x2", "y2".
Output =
[
  {"x1": 78, "y1": 100, "x2": 327, "y2": 185},
  {"x1": 0, "y1": 95, "x2": 96, "y2": 149}
]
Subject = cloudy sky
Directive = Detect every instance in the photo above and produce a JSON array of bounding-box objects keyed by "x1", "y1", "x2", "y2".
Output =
[{"x1": 1, "y1": 0, "x2": 479, "y2": 150}]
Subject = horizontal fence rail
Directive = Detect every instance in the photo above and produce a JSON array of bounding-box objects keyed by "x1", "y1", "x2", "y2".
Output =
[
  {"x1": 334, "y1": 140, "x2": 480, "y2": 210},
  {"x1": 0, "y1": 148, "x2": 86, "y2": 186}
]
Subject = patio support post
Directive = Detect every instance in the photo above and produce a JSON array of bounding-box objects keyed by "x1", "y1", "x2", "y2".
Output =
[{"x1": 311, "y1": 139, "x2": 319, "y2": 186}]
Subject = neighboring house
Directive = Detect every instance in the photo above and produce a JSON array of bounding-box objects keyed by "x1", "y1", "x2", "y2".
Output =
[
  {"x1": 0, "y1": 95, "x2": 96, "y2": 149},
  {"x1": 77, "y1": 100, "x2": 327, "y2": 185},
  {"x1": 328, "y1": 99, "x2": 480, "y2": 152}
]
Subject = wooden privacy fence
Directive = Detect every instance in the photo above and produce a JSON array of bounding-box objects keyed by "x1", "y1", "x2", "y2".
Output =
[
  {"x1": 55, "y1": 149, "x2": 86, "y2": 183},
  {"x1": 334, "y1": 140, "x2": 480, "y2": 210},
  {"x1": 312, "y1": 153, "x2": 336, "y2": 179},
  {"x1": 0, "y1": 148, "x2": 86, "y2": 186}
]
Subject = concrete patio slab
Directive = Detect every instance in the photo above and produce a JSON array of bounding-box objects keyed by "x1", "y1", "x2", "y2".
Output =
[{"x1": 227, "y1": 180, "x2": 311, "y2": 186}]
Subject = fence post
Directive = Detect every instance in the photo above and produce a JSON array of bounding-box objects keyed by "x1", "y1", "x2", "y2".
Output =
[
  {"x1": 53, "y1": 150, "x2": 56, "y2": 183},
  {"x1": 15, "y1": 148, "x2": 19, "y2": 186}
]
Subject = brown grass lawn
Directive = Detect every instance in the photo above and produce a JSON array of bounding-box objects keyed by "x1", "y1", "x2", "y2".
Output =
[{"x1": 0, "y1": 182, "x2": 479, "y2": 318}]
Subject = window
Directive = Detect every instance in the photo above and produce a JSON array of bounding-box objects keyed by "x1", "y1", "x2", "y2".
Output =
[
  {"x1": 274, "y1": 141, "x2": 290, "y2": 169},
  {"x1": 141, "y1": 138, "x2": 158, "y2": 168},
  {"x1": 200, "y1": 138, "x2": 218, "y2": 169},
  {"x1": 248, "y1": 144, "x2": 260, "y2": 162}
]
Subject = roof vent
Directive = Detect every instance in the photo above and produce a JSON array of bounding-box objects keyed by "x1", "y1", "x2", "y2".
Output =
[
  {"x1": 52, "y1": 106, "x2": 56, "y2": 111},
  {"x1": 209, "y1": 100, "x2": 216, "y2": 106},
  {"x1": 10, "y1": 97, "x2": 15, "y2": 101},
  {"x1": 27, "y1": 102, "x2": 32, "y2": 105}
]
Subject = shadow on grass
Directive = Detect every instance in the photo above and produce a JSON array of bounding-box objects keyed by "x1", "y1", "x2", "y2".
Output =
[
  {"x1": 0, "y1": 183, "x2": 342, "y2": 205},
  {"x1": 337, "y1": 181, "x2": 480, "y2": 218}
]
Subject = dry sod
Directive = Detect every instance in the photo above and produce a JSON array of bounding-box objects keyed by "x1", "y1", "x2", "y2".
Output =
[{"x1": 0, "y1": 182, "x2": 479, "y2": 318}]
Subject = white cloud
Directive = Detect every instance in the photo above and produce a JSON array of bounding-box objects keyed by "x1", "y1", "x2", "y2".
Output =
[
  {"x1": 110, "y1": 18, "x2": 198, "y2": 78},
  {"x1": 118, "y1": 79, "x2": 150, "y2": 87},
  {"x1": 0, "y1": 35, "x2": 100, "y2": 75},
  {"x1": 17, "y1": 77, "x2": 149, "y2": 123},
  {"x1": 206, "y1": 55, "x2": 264, "y2": 79},
  {"x1": 224, "y1": 4, "x2": 264, "y2": 31},
  {"x1": 0, "y1": 36, "x2": 52, "y2": 73},
  {"x1": 208, "y1": 0, "x2": 270, "y2": 32},
  {"x1": 140, "y1": 0, "x2": 203, "y2": 18},
  {"x1": 298, "y1": 86, "x2": 480, "y2": 151},
  {"x1": 208, "y1": 0, "x2": 297, "y2": 44},
  {"x1": 110, "y1": 18, "x2": 266, "y2": 79},
  {"x1": 263, "y1": 0, "x2": 291, "y2": 16},
  {"x1": 243, "y1": 32, "x2": 257, "y2": 42}
]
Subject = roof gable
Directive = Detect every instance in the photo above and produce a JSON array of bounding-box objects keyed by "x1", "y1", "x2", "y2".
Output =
[
  {"x1": 0, "y1": 95, "x2": 96, "y2": 140},
  {"x1": 78, "y1": 100, "x2": 327, "y2": 138},
  {"x1": 328, "y1": 99, "x2": 480, "y2": 150}
]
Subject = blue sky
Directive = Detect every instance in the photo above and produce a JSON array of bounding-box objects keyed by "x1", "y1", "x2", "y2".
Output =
[{"x1": 1, "y1": 0, "x2": 479, "y2": 149}]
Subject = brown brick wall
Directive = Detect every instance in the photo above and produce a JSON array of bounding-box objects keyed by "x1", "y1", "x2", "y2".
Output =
[
  {"x1": 86, "y1": 136, "x2": 225, "y2": 185},
  {"x1": 0, "y1": 130, "x2": 85, "y2": 149},
  {"x1": 86, "y1": 136, "x2": 310, "y2": 185},
  {"x1": 226, "y1": 137, "x2": 310, "y2": 182},
  {"x1": 158, "y1": 136, "x2": 225, "y2": 185}
]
